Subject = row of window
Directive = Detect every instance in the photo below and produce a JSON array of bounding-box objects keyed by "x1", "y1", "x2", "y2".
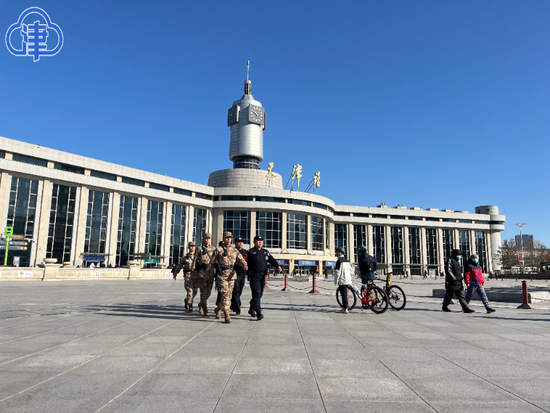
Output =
[
  {"x1": 340, "y1": 224, "x2": 488, "y2": 273},
  {"x1": 216, "y1": 195, "x2": 332, "y2": 211},
  {"x1": 336, "y1": 211, "x2": 491, "y2": 224},
  {"x1": 2, "y1": 152, "x2": 211, "y2": 200}
]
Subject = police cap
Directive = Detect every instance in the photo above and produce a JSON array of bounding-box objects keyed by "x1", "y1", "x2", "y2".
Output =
[{"x1": 254, "y1": 235, "x2": 264, "y2": 242}]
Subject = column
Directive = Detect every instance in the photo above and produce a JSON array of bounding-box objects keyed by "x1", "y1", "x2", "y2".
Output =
[
  {"x1": 187, "y1": 205, "x2": 194, "y2": 244},
  {"x1": 250, "y1": 210, "x2": 257, "y2": 246},
  {"x1": 138, "y1": 197, "x2": 147, "y2": 257},
  {"x1": 420, "y1": 227, "x2": 427, "y2": 273},
  {"x1": 306, "y1": 215, "x2": 312, "y2": 253},
  {"x1": 486, "y1": 232, "x2": 493, "y2": 274},
  {"x1": 367, "y1": 224, "x2": 373, "y2": 256},
  {"x1": 108, "y1": 192, "x2": 120, "y2": 266},
  {"x1": 437, "y1": 228, "x2": 444, "y2": 274},
  {"x1": 281, "y1": 212, "x2": 287, "y2": 251},
  {"x1": 403, "y1": 226, "x2": 410, "y2": 271},
  {"x1": 385, "y1": 225, "x2": 391, "y2": 266},
  {"x1": 35, "y1": 180, "x2": 53, "y2": 264},
  {"x1": 73, "y1": 186, "x2": 89, "y2": 265},
  {"x1": 347, "y1": 223, "x2": 353, "y2": 262},
  {"x1": 163, "y1": 201, "x2": 172, "y2": 266}
]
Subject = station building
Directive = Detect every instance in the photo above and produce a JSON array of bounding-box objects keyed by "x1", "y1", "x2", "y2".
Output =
[{"x1": 0, "y1": 76, "x2": 505, "y2": 275}]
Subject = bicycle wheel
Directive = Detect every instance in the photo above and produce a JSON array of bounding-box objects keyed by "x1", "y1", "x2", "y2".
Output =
[
  {"x1": 335, "y1": 286, "x2": 357, "y2": 310},
  {"x1": 365, "y1": 286, "x2": 388, "y2": 314},
  {"x1": 387, "y1": 285, "x2": 406, "y2": 311}
]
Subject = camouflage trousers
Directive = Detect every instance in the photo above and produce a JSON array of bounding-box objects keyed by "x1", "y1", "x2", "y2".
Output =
[
  {"x1": 184, "y1": 274, "x2": 199, "y2": 306},
  {"x1": 216, "y1": 273, "x2": 236, "y2": 311},
  {"x1": 197, "y1": 271, "x2": 215, "y2": 306}
]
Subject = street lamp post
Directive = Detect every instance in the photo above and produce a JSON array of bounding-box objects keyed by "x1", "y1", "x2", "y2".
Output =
[{"x1": 515, "y1": 223, "x2": 527, "y2": 275}]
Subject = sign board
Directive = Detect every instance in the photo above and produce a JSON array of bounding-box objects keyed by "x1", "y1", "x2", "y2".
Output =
[
  {"x1": 144, "y1": 258, "x2": 161, "y2": 263},
  {"x1": 18, "y1": 271, "x2": 33, "y2": 278},
  {"x1": 277, "y1": 260, "x2": 285, "y2": 265},
  {"x1": 298, "y1": 260, "x2": 316, "y2": 266},
  {"x1": 165, "y1": 271, "x2": 172, "y2": 278},
  {"x1": 91, "y1": 271, "x2": 101, "y2": 277},
  {"x1": 324, "y1": 261, "x2": 336, "y2": 267},
  {"x1": 518, "y1": 252, "x2": 524, "y2": 263}
]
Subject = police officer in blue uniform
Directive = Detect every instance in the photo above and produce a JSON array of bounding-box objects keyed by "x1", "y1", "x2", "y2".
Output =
[
  {"x1": 230, "y1": 237, "x2": 248, "y2": 315},
  {"x1": 247, "y1": 235, "x2": 281, "y2": 320}
]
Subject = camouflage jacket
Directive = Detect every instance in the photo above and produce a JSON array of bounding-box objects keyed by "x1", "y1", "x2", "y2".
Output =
[
  {"x1": 195, "y1": 244, "x2": 217, "y2": 274},
  {"x1": 209, "y1": 245, "x2": 246, "y2": 279},
  {"x1": 183, "y1": 251, "x2": 198, "y2": 278}
]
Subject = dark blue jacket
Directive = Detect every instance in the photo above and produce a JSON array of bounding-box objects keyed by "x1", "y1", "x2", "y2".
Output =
[
  {"x1": 359, "y1": 253, "x2": 378, "y2": 280},
  {"x1": 247, "y1": 247, "x2": 279, "y2": 276}
]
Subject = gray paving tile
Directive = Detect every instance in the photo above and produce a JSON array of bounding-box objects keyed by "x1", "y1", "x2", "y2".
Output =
[
  {"x1": 223, "y1": 374, "x2": 319, "y2": 400},
  {"x1": 324, "y1": 400, "x2": 434, "y2": 413},
  {"x1": 317, "y1": 376, "x2": 421, "y2": 402},
  {"x1": 214, "y1": 398, "x2": 326, "y2": 412},
  {"x1": 234, "y1": 357, "x2": 312, "y2": 375}
]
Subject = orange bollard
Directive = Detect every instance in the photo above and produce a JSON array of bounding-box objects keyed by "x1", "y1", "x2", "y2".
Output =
[
  {"x1": 309, "y1": 272, "x2": 320, "y2": 294},
  {"x1": 517, "y1": 280, "x2": 532, "y2": 309},
  {"x1": 281, "y1": 273, "x2": 291, "y2": 292}
]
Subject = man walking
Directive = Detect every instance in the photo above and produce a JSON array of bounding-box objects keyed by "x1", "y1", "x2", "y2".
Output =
[
  {"x1": 195, "y1": 233, "x2": 216, "y2": 316},
  {"x1": 334, "y1": 247, "x2": 352, "y2": 313},
  {"x1": 230, "y1": 237, "x2": 248, "y2": 315},
  {"x1": 442, "y1": 249, "x2": 475, "y2": 313},
  {"x1": 182, "y1": 241, "x2": 199, "y2": 312},
  {"x1": 209, "y1": 232, "x2": 248, "y2": 323},
  {"x1": 247, "y1": 235, "x2": 281, "y2": 321}
]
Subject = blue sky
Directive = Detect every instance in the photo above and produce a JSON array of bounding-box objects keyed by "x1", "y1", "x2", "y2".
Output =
[{"x1": 1, "y1": 1, "x2": 549, "y2": 246}]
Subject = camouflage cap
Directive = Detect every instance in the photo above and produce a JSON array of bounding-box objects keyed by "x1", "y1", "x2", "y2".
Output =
[
  {"x1": 203, "y1": 233, "x2": 211, "y2": 238},
  {"x1": 188, "y1": 241, "x2": 196, "y2": 247},
  {"x1": 223, "y1": 231, "x2": 232, "y2": 238}
]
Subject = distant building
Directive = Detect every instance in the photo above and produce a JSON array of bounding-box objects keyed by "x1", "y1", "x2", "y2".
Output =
[{"x1": 515, "y1": 234, "x2": 534, "y2": 248}]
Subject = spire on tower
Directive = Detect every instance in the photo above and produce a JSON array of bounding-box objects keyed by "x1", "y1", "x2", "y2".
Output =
[{"x1": 244, "y1": 60, "x2": 251, "y2": 95}]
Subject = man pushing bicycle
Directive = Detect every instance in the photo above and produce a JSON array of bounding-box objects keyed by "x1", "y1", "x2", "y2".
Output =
[{"x1": 358, "y1": 245, "x2": 378, "y2": 293}]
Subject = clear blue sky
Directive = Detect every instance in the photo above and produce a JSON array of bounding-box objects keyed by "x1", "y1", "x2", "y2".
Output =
[{"x1": 2, "y1": 1, "x2": 549, "y2": 246}]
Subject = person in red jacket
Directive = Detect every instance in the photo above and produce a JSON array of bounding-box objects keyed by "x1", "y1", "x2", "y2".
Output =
[{"x1": 465, "y1": 254, "x2": 495, "y2": 314}]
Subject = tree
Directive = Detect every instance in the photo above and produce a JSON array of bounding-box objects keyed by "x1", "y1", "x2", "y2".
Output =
[
  {"x1": 524, "y1": 240, "x2": 550, "y2": 270},
  {"x1": 497, "y1": 238, "x2": 519, "y2": 269}
]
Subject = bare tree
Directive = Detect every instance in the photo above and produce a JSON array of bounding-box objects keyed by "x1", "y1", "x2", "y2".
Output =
[
  {"x1": 524, "y1": 240, "x2": 550, "y2": 270},
  {"x1": 497, "y1": 238, "x2": 519, "y2": 269}
]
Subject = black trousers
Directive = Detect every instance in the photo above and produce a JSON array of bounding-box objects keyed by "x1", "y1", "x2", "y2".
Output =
[
  {"x1": 338, "y1": 285, "x2": 349, "y2": 309},
  {"x1": 249, "y1": 274, "x2": 265, "y2": 312},
  {"x1": 231, "y1": 274, "x2": 246, "y2": 308},
  {"x1": 442, "y1": 288, "x2": 470, "y2": 310}
]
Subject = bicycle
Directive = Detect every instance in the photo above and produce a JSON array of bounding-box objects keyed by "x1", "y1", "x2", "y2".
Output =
[
  {"x1": 336, "y1": 279, "x2": 388, "y2": 314},
  {"x1": 376, "y1": 273, "x2": 406, "y2": 311}
]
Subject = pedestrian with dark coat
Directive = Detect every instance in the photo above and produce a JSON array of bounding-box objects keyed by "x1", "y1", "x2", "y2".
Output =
[
  {"x1": 465, "y1": 254, "x2": 495, "y2": 314},
  {"x1": 230, "y1": 237, "x2": 248, "y2": 315},
  {"x1": 358, "y1": 245, "x2": 377, "y2": 294},
  {"x1": 246, "y1": 235, "x2": 282, "y2": 321},
  {"x1": 442, "y1": 249, "x2": 475, "y2": 313}
]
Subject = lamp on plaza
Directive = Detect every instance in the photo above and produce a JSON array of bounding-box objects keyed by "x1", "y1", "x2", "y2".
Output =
[{"x1": 515, "y1": 223, "x2": 527, "y2": 274}]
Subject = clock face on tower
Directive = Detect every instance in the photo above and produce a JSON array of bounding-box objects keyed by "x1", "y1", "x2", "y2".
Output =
[
  {"x1": 227, "y1": 105, "x2": 240, "y2": 126},
  {"x1": 248, "y1": 105, "x2": 264, "y2": 125}
]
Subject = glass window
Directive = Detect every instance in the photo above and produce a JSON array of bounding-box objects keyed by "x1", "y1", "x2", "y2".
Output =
[
  {"x1": 287, "y1": 213, "x2": 307, "y2": 249},
  {"x1": 458, "y1": 219, "x2": 472, "y2": 224},
  {"x1": 54, "y1": 163, "x2": 85, "y2": 174},
  {"x1": 145, "y1": 200, "x2": 164, "y2": 256},
  {"x1": 0, "y1": 150, "x2": 5, "y2": 158},
  {"x1": 116, "y1": 195, "x2": 138, "y2": 266},
  {"x1": 311, "y1": 216, "x2": 323, "y2": 251},
  {"x1": 290, "y1": 199, "x2": 310, "y2": 206},
  {"x1": 121, "y1": 177, "x2": 145, "y2": 187},
  {"x1": 221, "y1": 195, "x2": 253, "y2": 201},
  {"x1": 409, "y1": 227, "x2": 421, "y2": 265},
  {"x1": 12, "y1": 153, "x2": 48, "y2": 167},
  {"x1": 90, "y1": 170, "x2": 117, "y2": 181},
  {"x1": 312, "y1": 202, "x2": 327, "y2": 210},
  {"x1": 391, "y1": 227, "x2": 404, "y2": 264},
  {"x1": 223, "y1": 210, "x2": 251, "y2": 244},
  {"x1": 256, "y1": 211, "x2": 281, "y2": 249},
  {"x1": 256, "y1": 196, "x2": 285, "y2": 203},
  {"x1": 84, "y1": 190, "x2": 110, "y2": 254},
  {"x1": 174, "y1": 188, "x2": 192, "y2": 196},
  {"x1": 475, "y1": 231, "x2": 488, "y2": 273},
  {"x1": 193, "y1": 208, "x2": 207, "y2": 245},
  {"x1": 335, "y1": 211, "x2": 350, "y2": 216},
  {"x1": 195, "y1": 193, "x2": 212, "y2": 200},
  {"x1": 372, "y1": 226, "x2": 386, "y2": 264},
  {"x1": 170, "y1": 204, "x2": 186, "y2": 266},
  {"x1": 46, "y1": 184, "x2": 77, "y2": 263},
  {"x1": 442, "y1": 229, "x2": 454, "y2": 260},
  {"x1": 354, "y1": 213, "x2": 370, "y2": 218},
  {"x1": 233, "y1": 156, "x2": 260, "y2": 169},
  {"x1": 6, "y1": 177, "x2": 38, "y2": 266},
  {"x1": 372, "y1": 214, "x2": 387, "y2": 219},
  {"x1": 353, "y1": 225, "x2": 367, "y2": 263},
  {"x1": 459, "y1": 230, "x2": 470, "y2": 257},
  {"x1": 408, "y1": 216, "x2": 423, "y2": 221},
  {"x1": 149, "y1": 182, "x2": 170, "y2": 192},
  {"x1": 426, "y1": 217, "x2": 440, "y2": 222},
  {"x1": 426, "y1": 228, "x2": 439, "y2": 265},
  {"x1": 334, "y1": 224, "x2": 347, "y2": 254}
]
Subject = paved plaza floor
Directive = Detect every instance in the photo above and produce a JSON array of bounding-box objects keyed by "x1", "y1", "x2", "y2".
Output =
[{"x1": 1, "y1": 279, "x2": 549, "y2": 412}]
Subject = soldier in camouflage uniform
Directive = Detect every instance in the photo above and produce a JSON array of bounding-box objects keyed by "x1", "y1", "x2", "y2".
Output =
[
  {"x1": 195, "y1": 233, "x2": 217, "y2": 316},
  {"x1": 182, "y1": 241, "x2": 199, "y2": 312},
  {"x1": 209, "y1": 232, "x2": 248, "y2": 323}
]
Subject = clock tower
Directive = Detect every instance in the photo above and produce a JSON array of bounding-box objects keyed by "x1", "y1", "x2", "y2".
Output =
[{"x1": 227, "y1": 64, "x2": 266, "y2": 169}]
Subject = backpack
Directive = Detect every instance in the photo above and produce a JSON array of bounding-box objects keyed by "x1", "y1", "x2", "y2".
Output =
[{"x1": 361, "y1": 255, "x2": 378, "y2": 273}]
